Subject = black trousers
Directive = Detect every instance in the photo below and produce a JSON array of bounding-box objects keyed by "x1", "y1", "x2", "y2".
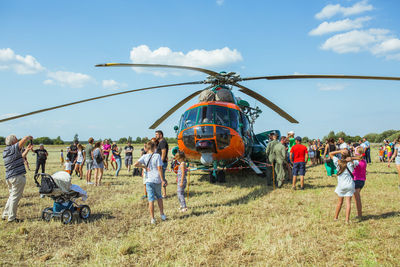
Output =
[{"x1": 35, "y1": 160, "x2": 46, "y2": 175}]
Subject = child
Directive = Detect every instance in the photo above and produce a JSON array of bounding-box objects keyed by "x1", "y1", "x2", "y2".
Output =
[
  {"x1": 64, "y1": 158, "x2": 72, "y2": 174},
  {"x1": 175, "y1": 151, "x2": 188, "y2": 212},
  {"x1": 60, "y1": 149, "x2": 64, "y2": 166},
  {"x1": 352, "y1": 146, "x2": 367, "y2": 219},
  {"x1": 329, "y1": 149, "x2": 361, "y2": 223},
  {"x1": 379, "y1": 146, "x2": 384, "y2": 162}
]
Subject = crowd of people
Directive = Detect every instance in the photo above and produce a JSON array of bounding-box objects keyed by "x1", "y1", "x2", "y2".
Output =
[
  {"x1": 266, "y1": 132, "x2": 400, "y2": 223},
  {"x1": 1, "y1": 130, "x2": 399, "y2": 224}
]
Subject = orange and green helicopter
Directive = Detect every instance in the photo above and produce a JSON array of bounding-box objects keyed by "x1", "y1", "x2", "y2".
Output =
[{"x1": 2, "y1": 63, "x2": 400, "y2": 182}]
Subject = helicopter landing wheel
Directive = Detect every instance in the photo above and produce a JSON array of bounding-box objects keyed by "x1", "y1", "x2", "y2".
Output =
[
  {"x1": 217, "y1": 170, "x2": 226, "y2": 183},
  {"x1": 209, "y1": 172, "x2": 217, "y2": 183}
]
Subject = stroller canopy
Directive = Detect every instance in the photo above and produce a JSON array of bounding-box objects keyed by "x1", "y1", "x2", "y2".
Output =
[{"x1": 52, "y1": 171, "x2": 72, "y2": 193}]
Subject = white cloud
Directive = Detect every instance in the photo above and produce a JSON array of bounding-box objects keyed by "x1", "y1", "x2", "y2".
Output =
[
  {"x1": 216, "y1": 0, "x2": 224, "y2": 6},
  {"x1": 317, "y1": 83, "x2": 346, "y2": 91},
  {"x1": 102, "y1": 79, "x2": 128, "y2": 90},
  {"x1": 315, "y1": 0, "x2": 373, "y2": 20},
  {"x1": 321, "y1": 29, "x2": 390, "y2": 54},
  {"x1": 0, "y1": 48, "x2": 45, "y2": 74},
  {"x1": 46, "y1": 71, "x2": 93, "y2": 88},
  {"x1": 372, "y1": 38, "x2": 400, "y2": 55},
  {"x1": 129, "y1": 45, "x2": 242, "y2": 76},
  {"x1": 309, "y1": 17, "x2": 370, "y2": 36}
]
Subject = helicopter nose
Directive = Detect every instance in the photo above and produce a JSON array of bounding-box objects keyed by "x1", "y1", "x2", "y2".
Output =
[{"x1": 200, "y1": 153, "x2": 213, "y2": 166}]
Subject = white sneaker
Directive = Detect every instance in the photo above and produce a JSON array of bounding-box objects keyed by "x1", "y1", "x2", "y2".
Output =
[
  {"x1": 160, "y1": 214, "x2": 167, "y2": 221},
  {"x1": 151, "y1": 218, "x2": 156, "y2": 224}
]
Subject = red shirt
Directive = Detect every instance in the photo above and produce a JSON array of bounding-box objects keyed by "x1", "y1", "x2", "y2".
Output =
[{"x1": 290, "y1": 144, "x2": 308, "y2": 163}]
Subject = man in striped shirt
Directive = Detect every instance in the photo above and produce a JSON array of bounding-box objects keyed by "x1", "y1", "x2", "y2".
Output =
[{"x1": 2, "y1": 135, "x2": 33, "y2": 223}]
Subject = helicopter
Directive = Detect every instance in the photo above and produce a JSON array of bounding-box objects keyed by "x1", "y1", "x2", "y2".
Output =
[{"x1": 1, "y1": 63, "x2": 400, "y2": 183}]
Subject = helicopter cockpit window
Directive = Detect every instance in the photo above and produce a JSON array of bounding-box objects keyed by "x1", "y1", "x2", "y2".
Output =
[
  {"x1": 214, "y1": 106, "x2": 230, "y2": 127},
  {"x1": 240, "y1": 112, "x2": 251, "y2": 135},
  {"x1": 198, "y1": 105, "x2": 214, "y2": 124},
  {"x1": 229, "y1": 109, "x2": 239, "y2": 131},
  {"x1": 183, "y1": 107, "x2": 198, "y2": 129}
]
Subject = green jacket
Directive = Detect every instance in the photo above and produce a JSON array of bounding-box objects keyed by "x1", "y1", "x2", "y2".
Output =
[
  {"x1": 266, "y1": 140, "x2": 279, "y2": 162},
  {"x1": 272, "y1": 142, "x2": 287, "y2": 163}
]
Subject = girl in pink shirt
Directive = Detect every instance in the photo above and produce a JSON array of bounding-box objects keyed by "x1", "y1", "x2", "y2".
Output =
[{"x1": 353, "y1": 146, "x2": 367, "y2": 219}]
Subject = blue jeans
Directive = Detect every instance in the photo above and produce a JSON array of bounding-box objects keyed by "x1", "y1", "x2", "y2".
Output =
[
  {"x1": 365, "y1": 148, "x2": 371, "y2": 163},
  {"x1": 115, "y1": 157, "x2": 121, "y2": 176},
  {"x1": 162, "y1": 161, "x2": 168, "y2": 181}
]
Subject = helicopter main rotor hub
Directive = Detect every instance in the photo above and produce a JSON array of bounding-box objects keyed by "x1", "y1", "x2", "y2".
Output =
[{"x1": 205, "y1": 72, "x2": 242, "y2": 86}]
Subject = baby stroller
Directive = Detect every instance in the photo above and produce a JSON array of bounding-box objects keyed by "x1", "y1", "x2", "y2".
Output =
[{"x1": 34, "y1": 171, "x2": 91, "y2": 224}]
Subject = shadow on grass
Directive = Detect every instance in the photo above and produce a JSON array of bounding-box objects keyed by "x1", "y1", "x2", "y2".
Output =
[
  {"x1": 305, "y1": 184, "x2": 335, "y2": 189},
  {"x1": 361, "y1": 211, "x2": 400, "y2": 221},
  {"x1": 165, "y1": 190, "x2": 214, "y2": 199},
  {"x1": 175, "y1": 209, "x2": 215, "y2": 220}
]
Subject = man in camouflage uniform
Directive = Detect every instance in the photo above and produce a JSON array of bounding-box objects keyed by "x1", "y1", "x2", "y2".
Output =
[
  {"x1": 272, "y1": 136, "x2": 288, "y2": 188},
  {"x1": 265, "y1": 133, "x2": 278, "y2": 185}
]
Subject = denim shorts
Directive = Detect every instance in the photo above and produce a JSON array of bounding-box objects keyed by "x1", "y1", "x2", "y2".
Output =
[
  {"x1": 293, "y1": 162, "x2": 306, "y2": 176},
  {"x1": 354, "y1": 180, "x2": 365, "y2": 189},
  {"x1": 146, "y1": 182, "x2": 162, "y2": 202},
  {"x1": 86, "y1": 160, "x2": 93, "y2": 170}
]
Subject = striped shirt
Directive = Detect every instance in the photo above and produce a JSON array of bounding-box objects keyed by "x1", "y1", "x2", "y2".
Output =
[{"x1": 3, "y1": 143, "x2": 26, "y2": 179}]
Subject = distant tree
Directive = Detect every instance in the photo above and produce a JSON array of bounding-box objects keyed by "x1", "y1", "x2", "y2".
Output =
[
  {"x1": 118, "y1": 137, "x2": 128, "y2": 144},
  {"x1": 142, "y1": 137, "x2": 149, "y2": 143},
  {"x1": 302, "y1": 136, "x2": 309, "y2": 143},
  {"x1": 54, "y1": 136, "x2": 64, "y2": 145},
  {"x1": 33, "y1": 137, "x2": 54, "y2": 145},
  {"x1": 127, "y1": 136, "x2": 133, "y2": 143},
  {"x1": 0, "y1": 136, "x2": 5, "y2": 145},
  {"x1": 135, "y1": 137, "x2": 142, "y2": 144},
  {"x1": 73, "y1": 134, "x2": 79, "y2": 143}
]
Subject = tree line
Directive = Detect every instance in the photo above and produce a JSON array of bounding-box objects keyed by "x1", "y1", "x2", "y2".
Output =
[
  {"x1": 0, "y1": 134, "x2": 178, "y2": 145},
  {"x1": 302, "y1": 129, "x2": 400, "y2": 144}
]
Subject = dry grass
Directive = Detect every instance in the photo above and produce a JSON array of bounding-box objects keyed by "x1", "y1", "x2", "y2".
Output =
[{"x1": 0, "y1": 145, "x2": 399, "y2": 266}]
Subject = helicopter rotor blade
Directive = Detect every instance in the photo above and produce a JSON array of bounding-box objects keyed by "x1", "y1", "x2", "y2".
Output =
[
  {"x1": 234, "y1": 83, "x2": 299, "y2": 124},
  {"x1": 149, "y1": 87, "x2": 212, "y2": 129},
  {"x1": 0, "y1": 81, "x2": 204, "y2": 123},
  {"x1": 96, "y1": 63, "x2": 220, "y2": 77},
  {"x1": 241, "y1": 74, "x2": 400, "y2": 81}
]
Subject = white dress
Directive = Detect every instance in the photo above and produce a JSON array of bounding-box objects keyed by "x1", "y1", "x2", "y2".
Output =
[{"x1": 333, "y1": 157, "x2": 357, "y2": 197}]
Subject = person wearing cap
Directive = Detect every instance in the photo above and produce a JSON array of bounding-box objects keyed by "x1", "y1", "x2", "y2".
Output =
[
  {"x1": 272, "y1": 136, "x2": 288, "y2": 187},
  {"x1": 33, "y1": 144, "x2": 48, "y2": 176},
  {"x1": 290, "y1": 136, "x2": 308, "y2": 190},
  {"x1": 67, "y1": 140, "x2": 79, "y2": 176}
]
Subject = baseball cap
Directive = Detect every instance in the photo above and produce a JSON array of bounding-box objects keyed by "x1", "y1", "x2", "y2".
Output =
[{"x1": 295, "y1": 136, "x2": 302, "y2": 142}]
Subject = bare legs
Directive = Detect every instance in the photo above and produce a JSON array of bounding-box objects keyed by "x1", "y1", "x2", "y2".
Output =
[
  {"x1": 396, "y1": 165, "x2": 400, "y2": 188},
  {"x1": 93, "y1": 168, "x2": 103, "y2": 186},
  {"x1": 353, "y1": 188, "x2": 362, "y2": 217},
  {"x1": 335, "y1": 196, "x2": 352, "y2": 223},
  {"x1": 292, "y1": 175, "x2": 304, "y2": 188},
  {"x1": 148, "y1": 199, "x2": 164, "y2": 220}
]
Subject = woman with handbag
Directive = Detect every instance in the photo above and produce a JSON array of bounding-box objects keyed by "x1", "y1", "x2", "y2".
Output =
[
  {"x1": 92, "y1": 141, "x2": 104, "y2": 186},
  {"x1": 323, "y1": 138, "x2": 337, "y2": 177}
]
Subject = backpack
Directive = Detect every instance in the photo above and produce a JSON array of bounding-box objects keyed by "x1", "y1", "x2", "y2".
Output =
[{"x1": 94, "y1": 150, "x2": 103, "y2": 164}]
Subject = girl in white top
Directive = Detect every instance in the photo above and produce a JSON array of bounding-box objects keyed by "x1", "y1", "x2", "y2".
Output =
[
  {"x1": 388, "y1": 136, "x2": 400, "y2": 189},
  {"x1": 329, "y1": 149, "x2": 362, "y2": 223},
  {"x1": 74, "y1": 144, "x2": 85, "y2": 179}
]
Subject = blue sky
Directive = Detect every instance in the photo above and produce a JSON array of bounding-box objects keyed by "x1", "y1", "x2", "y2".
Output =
[{"x1": 0, "y1": 0, "x2": 399, "y2": 141}]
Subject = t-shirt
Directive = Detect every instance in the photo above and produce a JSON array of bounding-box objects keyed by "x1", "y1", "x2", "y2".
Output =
[
  {"x1": 290, "y1": 144, "x2": 308, "y2": 163},
  {"x1": 3, "y1": 143, "x2": 26, "y2": 179},
  {"x1": 138, "y1": 153, "x2": 163, "y2": 184},
  {"x1": 68, "y1": 144, "x2": 78, "y2": 161},
  {"x1": 353, "y1": 159, "x2": 366, "y2": 181},
  {"x1": 156, "y1": 139, "x2": 169, "y2": 162},
  {"x1": 112, "y1": 148, "x2": 121, "y2": 159},
  {"x1": 64, "y1": 161, "x2": 72, "y2": 171},
  {"x1": 124, "y1": 145, "x2": 134, "y2": 157},
  {"x1": 102, "y1": 144, "x2": 111, "y2": 155},
  {"x1": 288, "y1": 138, "x2": 296, "y2": 153},
  {"x1": 34, "y1": 149, "x2": 48, "y2": 161},
  {"x1": 363, "y1": 141, "x2": 370, "y2": 149},
  {"x1": 86, "y1": 144, "x2": 94, "y2": 161}
]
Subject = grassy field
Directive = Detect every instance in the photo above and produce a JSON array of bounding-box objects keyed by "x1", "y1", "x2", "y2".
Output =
[{"x1": 0, "y1": 144, "x2": 399, "y2": 266}]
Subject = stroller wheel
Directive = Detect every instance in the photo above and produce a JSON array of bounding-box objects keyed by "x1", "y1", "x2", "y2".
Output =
[
  {"x1": 41, "y1": 207, "x2": 53, "y2": 222},
  {"x1": 61, "y1": 209, "x2": 73, "y2": 224},
  {"x1": 78, "y1": 205, "x2": 91, "y2": 220}
]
